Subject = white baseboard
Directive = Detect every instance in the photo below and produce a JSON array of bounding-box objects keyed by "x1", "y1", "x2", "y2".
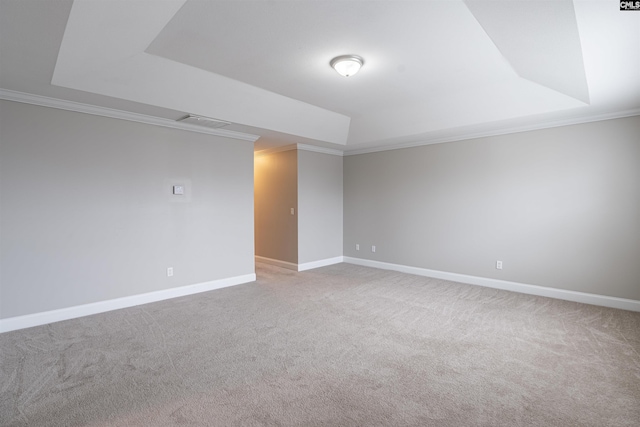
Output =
[
  {"x1": 298, "y1": 256, "x2": 344, "y2": 271},
  {"x1": 0, "y1": 273, "x2": 256, "y2": 334},
  {"x1": 255, "y1": 256, "x2": 298, "y2": 271},
  {"x1": 343, "y1": 257, "x2": 640, "y2": 312},
  {"x1": 255, "y1": 255, "x2": 344, "y2": 272}
]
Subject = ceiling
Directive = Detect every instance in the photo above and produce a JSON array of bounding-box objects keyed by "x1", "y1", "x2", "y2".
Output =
[{"x1": 1, "y1": 0, "x2": 638, "y2": 154}]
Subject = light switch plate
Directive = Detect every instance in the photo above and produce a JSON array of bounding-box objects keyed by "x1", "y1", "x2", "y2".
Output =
[{"x1": 173, "y1": 185, "x2": 185, "y2": 195}]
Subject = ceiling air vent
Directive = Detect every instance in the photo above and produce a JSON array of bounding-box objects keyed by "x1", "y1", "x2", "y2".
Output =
[{"x1": 177, "y1": 114, "x2": 231, "y2": 129}]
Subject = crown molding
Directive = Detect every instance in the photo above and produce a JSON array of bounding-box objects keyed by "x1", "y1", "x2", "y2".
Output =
[
  {"x1": 344, "y1": 108, "x2": 640, "y2": 156},
  {"x1": 296, "y1": 144, "x2": 344, "y2": 156},
  {"x1": 0, "y1": 89, "x2": 260, "y2": 142},
  {"x1": 254, "y1": 143, "x2": 344, "y2": 157},
  {"x1": 6, "y1": 89, "x2": 636, "y2": 154}
]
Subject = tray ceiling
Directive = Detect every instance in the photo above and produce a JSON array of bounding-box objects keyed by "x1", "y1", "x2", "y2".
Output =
[{"x1": 2, "y1": 0, "x2": 639, "y2": 153}]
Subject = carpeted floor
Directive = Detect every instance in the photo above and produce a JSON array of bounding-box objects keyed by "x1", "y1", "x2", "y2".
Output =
[{"x1": 1, "y1": 262, "x2": 639, "y2": 426}]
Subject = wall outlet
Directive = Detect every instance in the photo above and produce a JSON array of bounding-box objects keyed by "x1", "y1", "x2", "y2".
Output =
[
  {"x1": 496, "y1": 260, "x2": 503, "y2": 270},
  {"x1": 356, "y1": 244, "x2": 360, "y2": 251},
  {"x1": 372, "y1": 245, "x2": 376, "y2": 253},
  {"x1": 167, "y1": 267, "x2": 174, "y2": 277},
  {"x1": 290, "y1": 207, "x2": 295, "y2": 215}
]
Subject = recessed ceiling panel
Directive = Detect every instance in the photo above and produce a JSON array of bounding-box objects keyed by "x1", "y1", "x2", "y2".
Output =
[
  {"x1": 464, "y1": 0, "x2": 590, "y2": 104},
  {"x1": 145, "y1": 0, "x2": 594, "y2": 145},
  {"x1": 51, "y1": 0, "x2": 351, "y2": 145},
  {"x1": 146, "y1": 0, "x2": 516, "y2": 117}
]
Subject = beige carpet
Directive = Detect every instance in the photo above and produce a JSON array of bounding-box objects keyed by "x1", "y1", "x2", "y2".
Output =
[{"x1": 1, "y1": 262, "x2": 639, "y2": 426}]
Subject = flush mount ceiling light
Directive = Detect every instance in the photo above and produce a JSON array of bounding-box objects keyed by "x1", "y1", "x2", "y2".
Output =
[{"x1": 330, "y1": 55, "x2": 364, "y2": 77}]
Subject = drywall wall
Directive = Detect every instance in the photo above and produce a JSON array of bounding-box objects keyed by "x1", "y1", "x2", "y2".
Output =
[
  {"x1": 344, "y1": 116, "x2": 640, "y2": 301},
  {"x1": 254, "y1": 149, "x2": 298, "y2": 264},
  {"x1": 0, "y1": 100, "x2": 255, "y2": 319},
  {"x1": 298, "y1": 150, "x2": 343, "y2": 264}
]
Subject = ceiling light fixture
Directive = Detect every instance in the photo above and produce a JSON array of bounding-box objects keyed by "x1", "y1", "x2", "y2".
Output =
[{"x1": 330, "y1": 55, "x2": 364, "y2": 77}]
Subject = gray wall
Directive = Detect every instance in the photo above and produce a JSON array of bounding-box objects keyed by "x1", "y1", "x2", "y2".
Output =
[
  {"x1": 254, "y1": 149, "x2": 298, "y2": 264},
  {"x1": 298, "y1": 150, "x2": 343, "y2": 264},
  {"x1": 0, "y1": 100, "x2": 255, "y2": 319},
  {"x1": 344, "y1": 116, "x2": 640, "y2": 301}
]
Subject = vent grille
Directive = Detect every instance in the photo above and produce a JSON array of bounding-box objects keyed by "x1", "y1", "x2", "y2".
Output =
[{"x1": 177, "y1": 115, "x2": 231, "y2": 129}]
